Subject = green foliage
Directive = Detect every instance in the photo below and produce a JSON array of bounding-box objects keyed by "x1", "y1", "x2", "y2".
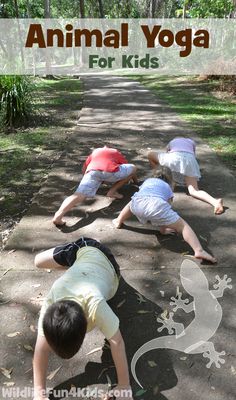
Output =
[
  {"x1": 175, "y1": 0, "x2": 233, "y2": 18},
  {"x1": 0, "y1": 77, "x2": 82, "y2": 218},
  {"x1": 0, "y1": 0, "x2": 234, "y2": 18},
  {"x1": 0, "y1": 76, "x2": 33, "y2": 127},
  {"x1": 132, "y1": 75, "x2": 236, "y2": 170}
]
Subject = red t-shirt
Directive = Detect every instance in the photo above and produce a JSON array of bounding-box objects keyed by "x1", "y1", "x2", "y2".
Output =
[{"x1": 82, "y1": 147, "x2": 128, "y2": 173}]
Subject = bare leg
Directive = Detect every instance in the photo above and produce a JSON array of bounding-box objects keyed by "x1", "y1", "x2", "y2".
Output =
[
  {"x1": 185, "y1": 176, "x2": 223, "y2": 215},
  {"x1": 107, "y1": 167, "x2": 137, "y2": 199},
  {"x1": 147, "y1": 151, "x2": 159, "y2": 169},
  {"x1": 132, "y1": 171, "x2": 139, "y2": 185},
  {"x1": 113, "y1": 202, "x2": 133, "y2": 228},
  {"x1": 167, "y1": 218, "x2": 217, "y2": 263},
  {"x1": 34, "y1": 248, "x2": 66, "y2": 270},
  {"x1": 52, "y1": 192, "x2": 86, "y2": 225}
]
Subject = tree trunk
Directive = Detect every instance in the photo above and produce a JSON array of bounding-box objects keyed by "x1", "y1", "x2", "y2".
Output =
[
  {"x1": 44, "y1": 0, "x2": 51, "y2": 18},
  {"x1": 149, "y1": 0, "x2": 157, "y2": 18},
  {"x1": 14, "y1": 0, "x2": 25, "y2": 71},
  {"x1": 182, "y1": 0, "x2": 189, "y2": 19},
  {"x1": 80, "y1": 0, "x2": 85, "y2": 18},
  {"x1": 230, "y1": 0, "x2": 236, "y2": 17},
  {"x1": 44, "y1": 0, "x2": 53, "y2": 77},
  {"x1": 98, "y1": 0, "x2": 104, "y2": 18},
  {"x1": 26, "y1": 0, "x2": 31, "y2": 17}
]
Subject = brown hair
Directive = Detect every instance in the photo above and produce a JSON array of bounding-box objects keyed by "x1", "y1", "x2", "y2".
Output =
[{"x1": 152, "y1": 166, "x2": 173, "y2": 187}]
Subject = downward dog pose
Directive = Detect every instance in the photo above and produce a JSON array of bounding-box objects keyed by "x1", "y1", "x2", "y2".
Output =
[
  {"x1": 33, "y1": 237, "x2": 133, "y2": 400},
  {"x1": 148, "y1": 137, "x2": 223, "y2": 215},
  {"x1": 53, "y1": 146, "x2": 137, "y2": 226},
  {"x1": 113, "y1": 167, "x2": 216, "y2": 263}
]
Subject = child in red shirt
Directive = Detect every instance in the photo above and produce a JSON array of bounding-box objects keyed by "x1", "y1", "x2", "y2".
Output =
[{"x1": 53, "y1": 146, "x2": 137, "y2": 226}]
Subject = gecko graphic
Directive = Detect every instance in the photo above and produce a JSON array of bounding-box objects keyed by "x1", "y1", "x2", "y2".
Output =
[{"x1": 131, "y1": 259, "x2": 232, "y2": 388}]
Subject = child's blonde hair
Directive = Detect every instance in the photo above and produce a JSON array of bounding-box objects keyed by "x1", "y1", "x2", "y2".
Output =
[{"x1": 152, "y1": 166, "x2": 173, "y2": 187}]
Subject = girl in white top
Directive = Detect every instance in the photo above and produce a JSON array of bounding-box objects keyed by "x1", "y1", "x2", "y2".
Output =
[
  {"x1": 113, "y1": 167, "x2": 216, "y2": 263},
  {"x1": 148, "y1": 137, "x2": 223, "y2": 215}
]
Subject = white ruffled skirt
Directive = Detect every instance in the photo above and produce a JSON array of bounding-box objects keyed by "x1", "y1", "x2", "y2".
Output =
[{"x1": 158, "y1": 151, "x2": 201, "y2": 185}]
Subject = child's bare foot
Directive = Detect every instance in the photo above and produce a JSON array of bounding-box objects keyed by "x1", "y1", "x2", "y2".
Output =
[
  {"x1": 52, "y1": 216, "x2": 66, "y2": 226},
  {"x1": 112, "y1": 218, "x2": 122, "y2": 229},
  {"x1": 107, "y1": 191, "x2": 123, "y2": 199},
  {"x1": 214, "y1": 199, "x2": 224, "y2": 215},
  {"x1": 194, "y1": 249, "x2": 217, "y2": 263}
]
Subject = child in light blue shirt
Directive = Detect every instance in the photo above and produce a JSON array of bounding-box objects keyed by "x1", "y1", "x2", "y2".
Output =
[{"x1": 113, "y1": 167, "x2": 216, "y2": 263}]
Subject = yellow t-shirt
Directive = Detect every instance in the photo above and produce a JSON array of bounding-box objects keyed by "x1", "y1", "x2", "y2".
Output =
[{"x1": 38, "y1": 246, "x2": 119, "y2": 340}]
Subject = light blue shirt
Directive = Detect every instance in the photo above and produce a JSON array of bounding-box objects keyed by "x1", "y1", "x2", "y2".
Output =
[{"x1": 136, "y1": 178, "x2": 173, "y2": 201}]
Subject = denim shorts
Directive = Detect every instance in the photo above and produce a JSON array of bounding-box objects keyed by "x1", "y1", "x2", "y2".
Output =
[
  {"x1": 76, "y1": 164, "x2": 135, "y2": 197},
  {"x1": 53, "y1": 237, "x2": 120, "y2": 276}
]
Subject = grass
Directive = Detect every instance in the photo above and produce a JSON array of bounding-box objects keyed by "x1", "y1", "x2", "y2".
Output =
[
  {"x1": 129, "y1": 75, "x2": 236, "y2": 172},
  {"x1": 0, "y1": 77, "x2": 82, "y2": 220}
]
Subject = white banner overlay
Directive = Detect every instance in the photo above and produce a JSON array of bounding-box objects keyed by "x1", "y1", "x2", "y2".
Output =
[{"x1": 0, "y1": 18, "x2": 235, "y2": 75}]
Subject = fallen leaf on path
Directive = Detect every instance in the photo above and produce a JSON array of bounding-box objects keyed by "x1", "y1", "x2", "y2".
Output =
[
  {"x1": 181, "y1": 252, "x2": 189, "y2": 256},
  {"x1": 153, "y1": 385, "x2": 159, "y2": 395},
  {"x1": 148, "y1": 360, "x2": 157, "y2": 367},
  {"x1": 117, "y1": 299, "x2": 126, "y2": 308},
  {"x1": 3, "y1": 382, "x2": 15, "y2": 386},
  {"x1": 86, "y1": 347, "x2": 102, "y2": 356},
  {"x1": 98, "y1": 367, "x2": 108, "y2": 380},
  {"x1": 161, "y1": 310, "x2": 169, "y2": 320},
  {"x1": 47, "y1": 366, "x2": 62, "y2": 380},
  {"x1": 153, "y1": 271, "x2": 160, "y2": 275},
  {"x1": 163, "y1": 280, "x2": 170, "y2": 284},
  {"x1": 0, "y1": 367, "x2": 13, "y2": 379},
  {"x1": 160, "y1": 266, "x2": 166, "y2": 269},
  {"x1": 180, "y1": 356, "x2": 187, "y2": 361},
  {"x1": 30, "y1": 325, "x2": 36, "y2": 333},
  {"x1": 231, "y1": 365, "x2": 236, "y2": 375},
  {"x1": 137, "y1": 310, "x2": 152, "y2": 314},
  {"x1": 46, "y1": 269, "x2": 51, "y2": 273},
  {"x1": 200, "y1": 235, "x2": 207, "y2": 242},
  {"x1": 1, "y1": 268, "x2": 13, "y2": 279},
  {"x1": 23, "y1": 344, "x2": 33, "y2": 351},
  {"x1": 135, "y1": 293, "x2": 146, "y2": 304},
  {"x1": 7, "y1": 332, "x2": 21, "y2": 338},
  {"x1": 135, "y1": 388, "x2": 147, "y2": 396},
  {"x1": 29, "y1": 295, "x2": 44, "y2": 307},
  {"x1": 106, "y1": 374, "x2": 112, "y2": 388},
  {"x1": 7, "y1": 249, "x2": 16, "y2": 254},
  {"x1": 31, "y1": 284, "x2": 41, "y2": 288}
]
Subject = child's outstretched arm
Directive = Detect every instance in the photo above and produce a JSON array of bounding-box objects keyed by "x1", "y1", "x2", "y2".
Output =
[
  {"x1": 108, "y1": 329, "x2": 133, "y2": 399},
  {"x1": 33, "y1": 335, "x2": 51, "y2": 400},
  {"x1": 82, "y1": 154, "x2": 92, "y2": 174}
]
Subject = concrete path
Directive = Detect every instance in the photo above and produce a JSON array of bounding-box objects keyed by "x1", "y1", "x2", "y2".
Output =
[{"x1": 0, "y1": 75, "x2": 235, "y2": 400}]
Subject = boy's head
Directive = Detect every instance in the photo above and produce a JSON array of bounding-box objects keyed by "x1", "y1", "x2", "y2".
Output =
[
  {"x1": 153, "y1": 166, "x2": 173, "y2": 187},
  {"x1": 43, "y1": 300, "x2": 87, "y2": 359}
]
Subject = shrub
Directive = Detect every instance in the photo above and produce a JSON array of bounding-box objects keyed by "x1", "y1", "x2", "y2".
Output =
[{"x1": 0, "y1": 76, "x2": 33, "y2": 127}]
